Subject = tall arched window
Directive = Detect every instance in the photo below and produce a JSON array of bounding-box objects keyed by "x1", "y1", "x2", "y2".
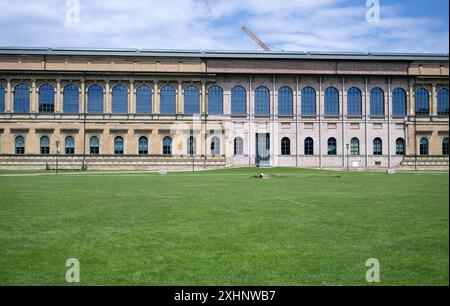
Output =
[
  {"x1": 234, "y1": 137, "x2": 243, "y2": 155},
  {"x1": 162, "y1": 136, "x2": 172, "y2": 155},
  {"x1": 114, "y1": 137, "x2": 124, "y2": 155},
  {"x1": 15, "y1": 136, "x2": 25, "y2": 155},
  {"x1": 304, "y1": 137, "x2": 314, "y2": 155},
  {"x1": 14, "y1": 83, "x2": 30, "y2": 113},
  {"x1": 437, "y1": 88, "x2": 449, "y2": 116},
  {"x1": 138, "y1": 137, "x2": 148, "y2": 155},
  {"x1": 187, "y1": 136, "x2": 196, "y2": 155},
  {"x1": 373, "y1": 138, "x2": 382, "y2": 156},
  {"x1": 301, "y1": 87, "x2": 316, "y2": 116},
  {"x1": 420, "y1": 138, "x2": 429, "y2": 155},
  {"x1": 208, "y1": 85, "x2": 223, "y2": 115},
  {"x1": 40, "y1": 136, "x2": 50, "y2": 155},
  {"x1": 392, "y1": 88, "x2": 407, "y2": 117},
  {"x1": 160, "y1": 85, "x2": 176, "y2": 115},
  {"x1": 324, "y1": 87, "x2": 339, "y2": 116},
  {"x1": 396, "y1": 138, "x2": 405, "y2": 156},
  {"x1": 63, "y1": 84, "x2": 79, "y2": 114},
  {"x1": 65, "y1": 136, "x2": 75, "y2": 155},
  {"x1": 231, "y1": 86, "x2": 247, "y2": 115},
  {"x1": 255, "y1": 86, "x2": 270, "y2": 116},
  {"x1": 281, "y1": 137, "x2": 291, "y2": 156},
  {"x1": 0, "y1": 84, "x2": 5, "y2": 113},
  {"x1": 136, "y1": 85, "x2": 152, "y2": 114},
  {"x1": 184, "y1": 85, "x2": 200, "y2": 115},
  {"x1": 370, "y1": 87, "x2": 385, "y2": 116},
  {"x1": 211, "y1": 137, "x2": 220, "y2": 155},
  {"x1": 90, "y1": 136, "x2": 100, "y2": 155},
  {"x1": 347, "y1": 87, "x2": 362, "y2": 116},
  {"x1": 112, "y1": 85, "x2": 128, "y2": 114},
  {"x1": 328, "y1": 137, "x2": 337, "y2": 156},
  {"x1": 350, "y1": 138, "x2": 360, "y2": 156},
  {"x1": 415, "y1": 88, "x2": 430, "y2": 116},
  {"x1": 39, "y1": 84, "x2": 55, "y2": 113},
  {"x1": 278, "y1": 86, "x2": 293, "y2": 116},
  {"x1": 88, "y1": 84, "x2": 104, "y2": 114},
  {"x1": 443, "y1": 138, "x2": 449, "y2": 156}
]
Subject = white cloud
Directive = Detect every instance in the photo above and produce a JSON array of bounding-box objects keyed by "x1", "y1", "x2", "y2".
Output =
[{"x1": 0, "y1": 0, "x2": 448, "y2": 53}]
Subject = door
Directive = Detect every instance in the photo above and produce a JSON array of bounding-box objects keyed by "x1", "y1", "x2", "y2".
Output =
[{"x1": 256, "y1": 133, "x2": 270, "y2": 166}]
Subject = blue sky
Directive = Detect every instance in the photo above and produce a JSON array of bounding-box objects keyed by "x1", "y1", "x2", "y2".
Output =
[{"x1": 0, "y1": 0, "x2": 448, "y2": 53}]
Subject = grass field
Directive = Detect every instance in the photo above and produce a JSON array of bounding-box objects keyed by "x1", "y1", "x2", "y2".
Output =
[{"x1": 0, "y1": 167, "x2": 448, "y2": 286}]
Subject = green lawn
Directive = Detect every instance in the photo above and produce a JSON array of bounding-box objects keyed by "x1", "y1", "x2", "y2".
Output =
[{"x1": 0, "y1": 168, "x2": 448, "y2": 286}]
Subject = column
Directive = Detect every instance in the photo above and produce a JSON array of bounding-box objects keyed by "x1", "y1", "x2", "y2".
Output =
[
  {"x1": 153, "y1": 81, "x2": 159, "y2": 114},
  {"x1": 56, "y1": 79, "x2": 61, "y2": 113},
  {"x1": 177, "y1": 81, "x2": 183, "y2": 114},
  {"x1": 6, "y1": 79, "x2": 11, "y2": 112},
  {"x1": 364, "y1": 77, "x2": 369, "y2": 167},
  {"x1": 387, "y1": 77, "x2": 392, "y2": 168},
  {"x1": 295, "y1": 76, "x2": 299, "y2": 167},
  {"x1": 341, "y1": 77, "x2": 346, "y2": 168},
  {"x1": 31, "y1": 80, "x2": 37, "y2": 113},
  {"x1": 105, "y1": 81, "x2": 110, "y2": 114},
  {"x1": 129, "y1": 80, "x2": 135, "y2": 114},
  {"x1": 432, "y1": 84, "x2": 437, "y2": 116},
  {"x1": 201, "y1": 81, "x2": 206, "y2": 114},
  {"x1": 409, "y1": 81, "x2": 415, "y2": 116},
  {"x1": 80, "y1": 79, "x2": 85, "y2": 113},
  {"x1": 319, "y1": 77, "x2": 323, "y2": 168}
]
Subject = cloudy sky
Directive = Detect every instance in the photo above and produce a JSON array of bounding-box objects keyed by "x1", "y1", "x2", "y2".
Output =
[{"x1": 0, "y1": 0, "x2": 448, "y2": 53}]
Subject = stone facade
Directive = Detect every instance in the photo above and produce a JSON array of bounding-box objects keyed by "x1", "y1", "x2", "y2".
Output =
[{"x1": 0, "y1": 49, "x2": 448, "y2": 170}]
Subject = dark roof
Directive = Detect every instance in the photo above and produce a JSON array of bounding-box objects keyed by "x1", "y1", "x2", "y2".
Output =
[{"x1": 0, "y1": 47, "x2": 448, "y2": 61}]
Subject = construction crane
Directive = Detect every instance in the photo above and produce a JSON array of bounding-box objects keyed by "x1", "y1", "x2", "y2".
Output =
[{"x1": 242, "y1": 25, "x2": 272, "y2": 52}]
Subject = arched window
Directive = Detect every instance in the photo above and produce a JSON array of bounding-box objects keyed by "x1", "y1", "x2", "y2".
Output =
[
  {"x1": 255, "y1": 86, "x2": 270, "y2": 116},
  {"x1": 415, "y1": 88, "x2": 430, "y2": 116},
  {"x1": 301, "y1": 87, "x2": 316, "y2": 116},
  {"x1": 328, "y1": 137, "x2": 337, "y2": 156},
  {"x1": 90, "y1": 136, "x2": 100, "y2": 155},
  {"x1": 396, "y1": 138, "x2": 405, "y2": 156},
  {"x1": 350, "y1": 138, "x2": 360, "y2": 156},
  {"x1": 231, "y1": 86, "x2": 247, "y2": 115},
  {"x1": 112, "y1": 85, "x2": 128, "y2": 114},
  {"x1": 347, "y1": 87, "x2": 362, "y2": 116},
  {"x1": 184, "y1": 85, "x2": 200, "y2": 115},
  {"x1": 370, "y1": 87, "x2": 385, "y2": 116},
  {"x1": 443, "y1": 138, "x2": 449, "y2": 156},
  {"x1": 40, "y1": 136, "x2": 50, "y2": 155},
  {"x1": 208, "y1": 86, "x2": 223, "y2": 115},
  {"x1": 234, "y1": 137, "x2": 243, "y2": 156},
  {"x1": 211, "y1": 137, "x2": 220, "y2": 155},
  {"x1": 373, "y1": 138, "x2": 382, "y2": 156},
  {"x1": 304, "y1": 137, "x2": 314, "y2": 155},
  {"x1": 14, "y1": 83, "x2": 30, "y2": 113},
  {"x1": 160, "y1": 85, "x2": 176, "y2": 115},
  {"x1": 138, "y1": 137, "x2": 148, "y2": 155},
  {"x1": 136, "y1": 85, "x2": 152, "y2": 114},
  {"x1": 437, "y1": 88, "x2": 449, "y2": 116},
  {"x1": 278, "y1": 86, "x2": 293, "y2": 116},
  {"x1": 281, "y1": 137, "x2": 291, "y2": 156},
  {"x1": 63, "y1": 84, "x2": 79, "y2": 114},
  {"x1": 114, "y1": 137, "x2": 124, "y2": 155},
  {"x1": 392, "y1": 88, "x2": 407, "y2": 117},
  {"x1": 65, "y1": 136, "x2": 75, "y2": 155},
  {"x1": 162, "y1": 136, "x2": 172, "y2": 155},
  {"x1": 420, "y1": 138, "x2": 429, "y2": 155},
  {"x1": 0, "y1": 84, "x2": 5, "y2": 113},
  {"x1": 324, "y1": 87, "x2": 339, "y2": 116},
  {"x1": 187, "y1": 136, "x2": 196, "y2": 155},
  {"x1": 39, "y1": 84, "x2": 55, "y2": 113},
  {"x1": 88, "y1": 84, "x2": 104, "y2": 114},
  {"x1": 15, "y1": 136, "x2": 25, "y2": 155}
]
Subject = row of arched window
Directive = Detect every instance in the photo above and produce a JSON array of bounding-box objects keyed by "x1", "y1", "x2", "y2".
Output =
[
  {"x1": 12, "y1": 136, "x2": 222, "y2": 156},
  {"x1": 12, "y1": 135, "x2": 450, "y2": 157},
  {"x1": 2, "y1": 83, "x2": 448, "y2": 117}
]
